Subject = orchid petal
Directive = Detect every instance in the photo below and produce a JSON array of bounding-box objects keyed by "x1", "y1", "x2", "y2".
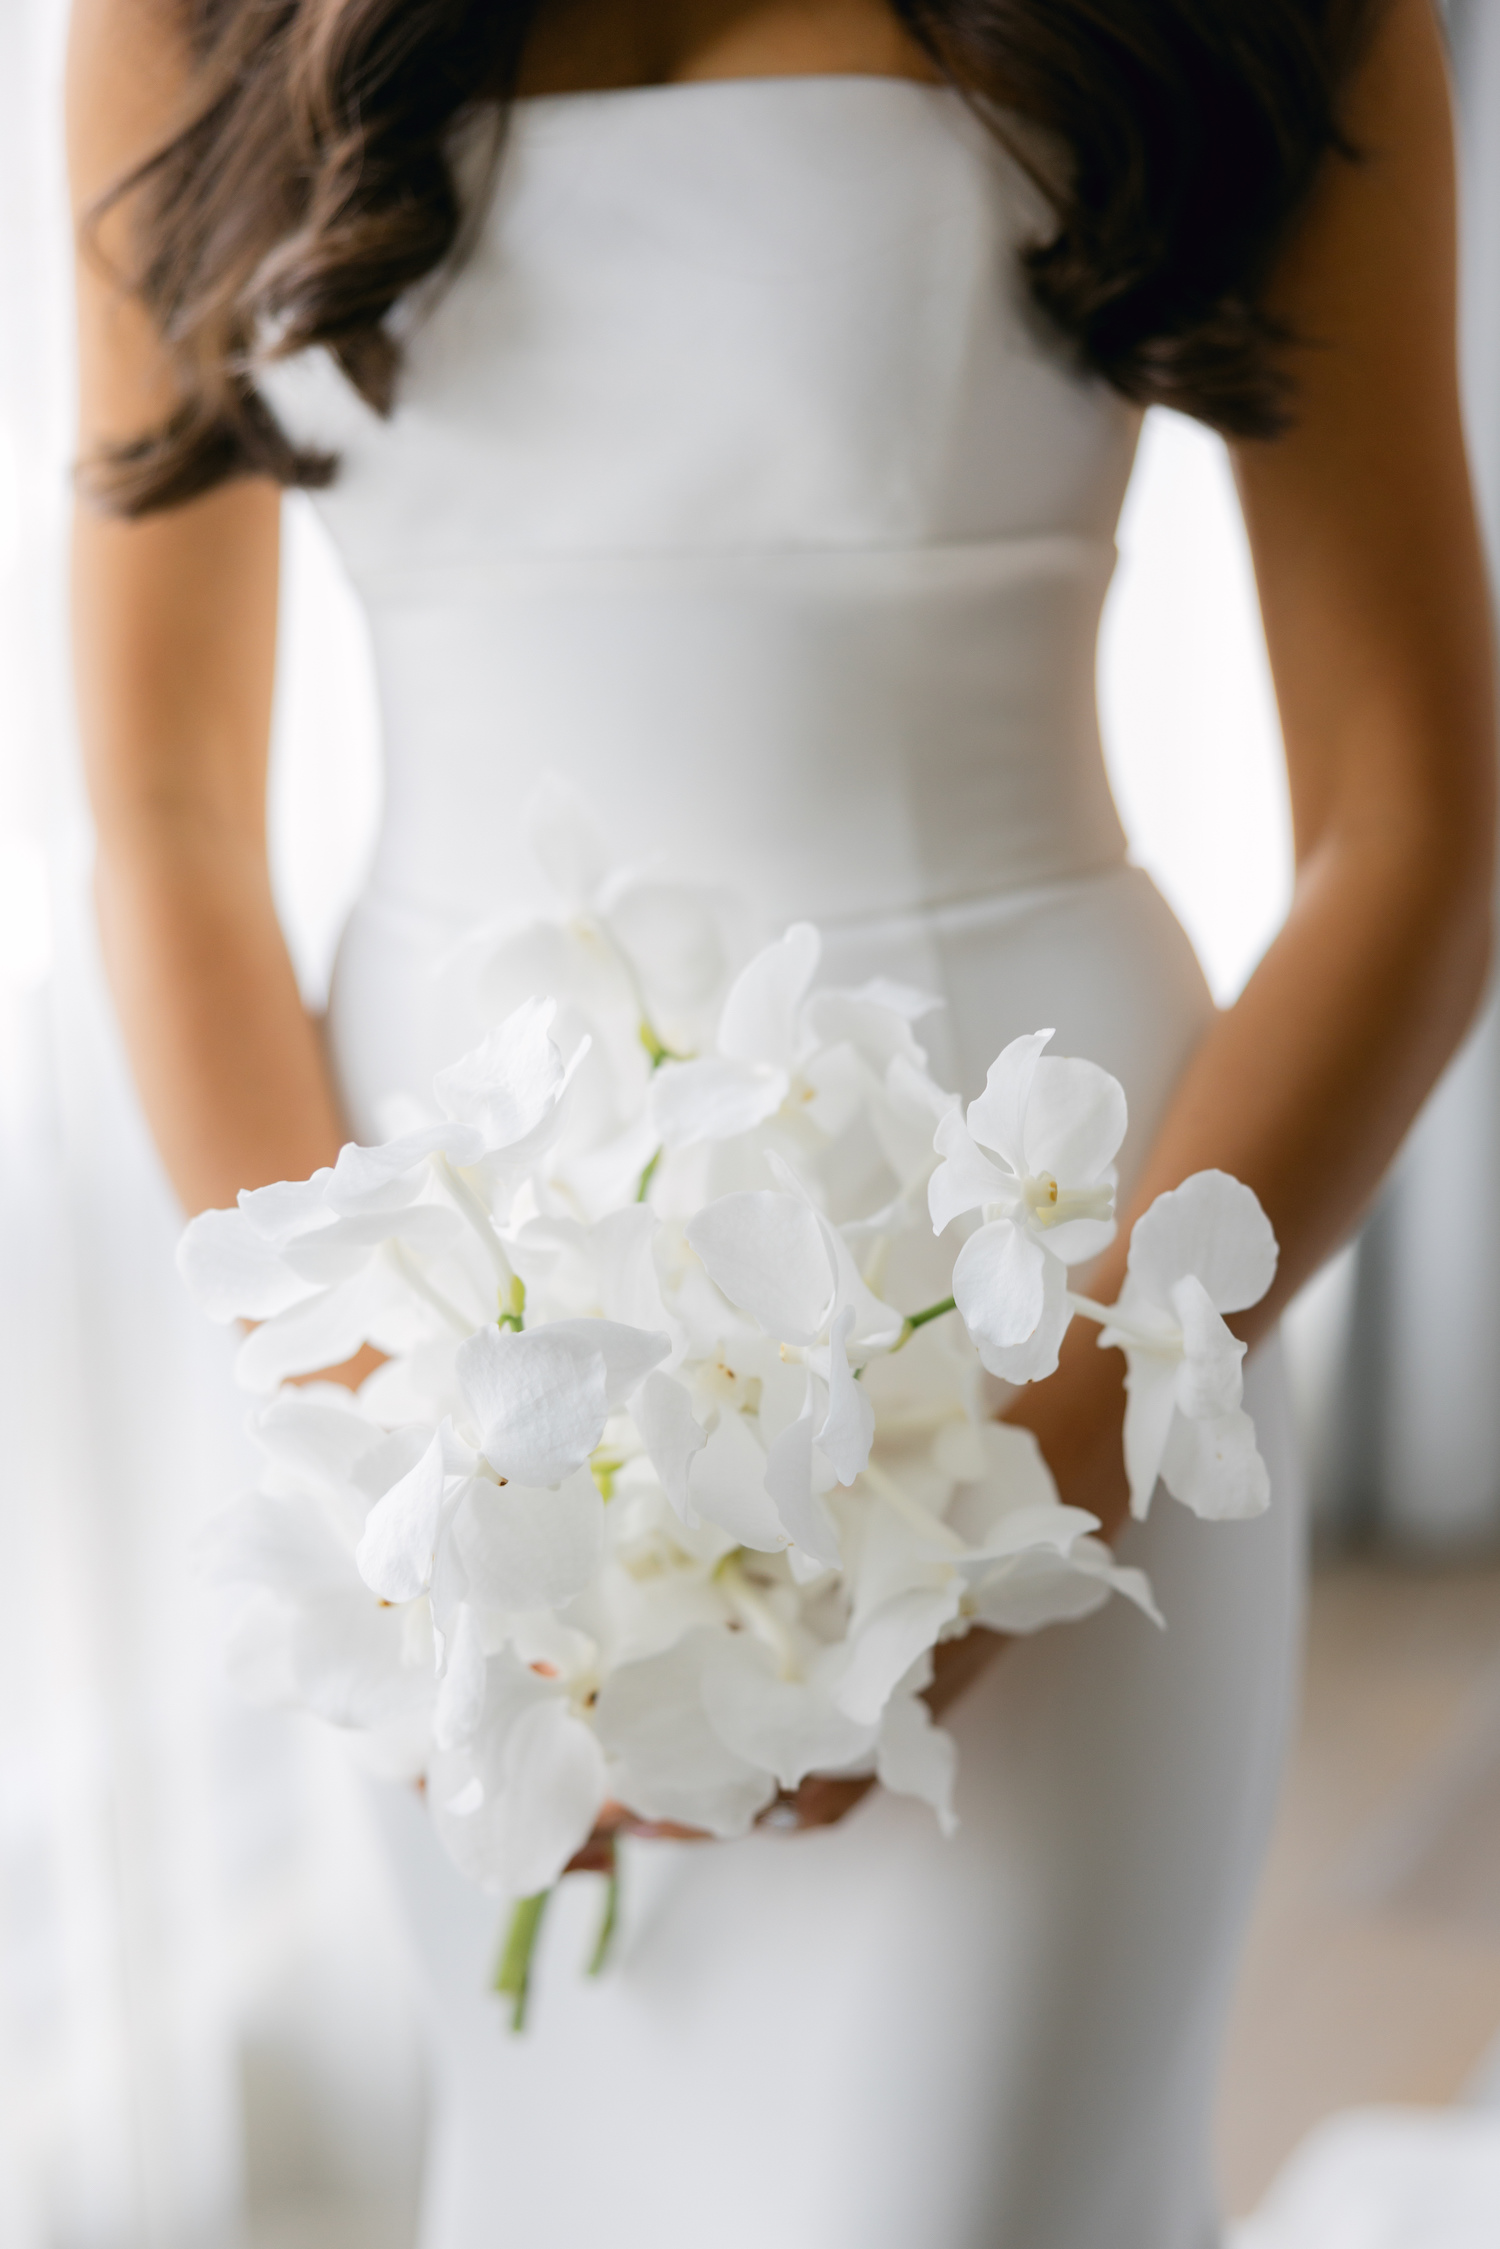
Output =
[
  {"x1": 964, "y1": 1030, "x2": 1053, "y2": 1174},
  {"x1": 1160, "y1": 1407, "x2": 1271, "y2": 1520},
  {"x1": 952, "y1": 1218, "x2": 1047, "y2": 1350},
  {"x1": 234, "y1": 1277, "x2": 386, "y2": 1391},
  {"x1": 687, "y1": 1411, "x2": 787, "y2": 1551},
  {"x1": 960, "y1": 1500, "x2": 1101, "y2": 1567},
  {"x1": 650, "y1": 1056, "x2": 787, "y2": 1149},
  {"x1": 457, "y1": 1320, "x2": 667, "y2": 1487},
  {"x1": 1065, "y1": 1539, "x2": 1165, "y2": 1627},
  {"x1": 434, "y1": 1603, "x2": 487, "y2": 1749},
  {"x1": 970, "y1": 1551, "x2": 1114, "y2": 1635},
  {"x1": 236, "y1": 1173, "x2": 335, "y2": 1242},
  {"x1": 457, "y1": 1326, "x2": 607, "y2": 1487},
  {"x1": 589, "y1": 1206, "x2": 670, "y2": 1333},
  {"x1": 686, "y1": 1192, "x2": 834, "y2": 1346},
  {"x1": 287, "y1": 1591, "x2": 431, "y2": 1732},
  {"x1": 764, "y1": 1378, "x2": 842, "y2": 1566},
  {"x1": 816, "y1": 1308, "x2": 875, "y2": 1486},
  {"x1": 432, "y1": 996, "x2": 567, "y2": 1150},
  {"x1": 453, "y1": 1469, "x2": 603, "y2": 1610},
  {"x1": 252, "y1": 1387, "x2": 384, "y2": 1494},
  {"x1": 435, "y1": 1691, "x2": 606, "y2": 1900},
  {"x1": 700, "y1": 1635, "x2": 874, "y2": 1792},
  {"x1": 1037, "y1": 1210, "x2": 1119, "y2": 1268},
  {"x1": 177, "y1": 1207, "x2": 314, "y2": 1322},
  {"x1": 927, "y1": 1107, "x2": 1017, "y2": 1236},
  {"x1": 594, "y1": 1634, "x2": 776, "y2": 1837},
  {"x1": 821, "y1": 1219, "x2": 906, "y2": 1354},
  {"x1": 283, "y1": 1203, "x2": 464, "y2": 1287},
  {"x1": 968, "y1": 1246, "x2": 1072, "y2": 1384},
  {"x1": 1127, "y1": 1171, "x2": 1278, "y2": 1316},
  {"x1": 355, "y1": 1428, "x2": 448, "y2": 1603},
  {"x1": 1022, "y1": 1055, "x2": 1128, "y2": 1184},
  {"x1": 633, "y1": 1371, "x2": 708, "y2": 1523},
  {"x1": 1119, "y1": 1354, "x2": 1180, "y2": 1521},
  {"x1": 877, "y1": 1691, "x2": 958, "y2": 1836},
  {"x1": 1171, "y1": 1274, "x2": 1247, "y2": 1419},
  {"x1": 716, "y1": 922, "x2": 820, "y2": 1069},
  {"x1": 499, "y1": 1697, "x2": 608, "y2": 1896},
  {"x1": 326, "y1": 1126, "x2": 483, "y2": 1214},
  {"x1": 832, "y1": 1586, "x2": 961, "y2": 1725}
]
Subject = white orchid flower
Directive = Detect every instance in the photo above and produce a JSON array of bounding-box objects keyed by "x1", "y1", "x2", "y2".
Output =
[
  {"x1": 354, "y1": 1423, "x2": 456, "y2": 1605},
  {"x1": 876, "y1": 1669, "x2": 959, "y2": 1837},
  {"x1": 650, "y1": 922, "x2": 822, "y2": 1149},
  {"x1": 509, "y1": 1203, "x2": 678, "y2": 1349},
  {"x1": 179, "y1": 997, "x2": 587, "y2": 1385},
  {"x1": 470, "y1": 781, "x2": 748, "y2": 1153},
  {"x1": 684, "y1": 1167, "x2": 903, "y2": 1564},
  {"x1": 699, "y1": 1626, "x2": 877, "y2": 1792},
  {"x1": 649, "y1": 921, "x2": 941, "y2": 1156},
  {"x1": 949, "y1": 1425, "x2": 1162, "y2": 1633},
  {"x1": 450, "y1": 1467, "x2": 605, "y2": 1614},
  {"x1": 456, "y1": 1316, "x2": 669, "y2": 1488},
  {"x1": 1092, "y1": 1170, "x2": 1278, "y2": 1521},
  {"x1": 203, "y1": 1386, "x2": 438, "y2": 1753},
  {"x1": 929, "y1": 1030, "x2": 1127, "y2": 1383},
  {"x1": 593, "y1": 1630, "x2": 777, "y2": 1837},
  {"x1": 428, "y1": 1650, "x2": 606, "y2": 1899},
  {"x1": 689, "y1": 1553, "x2": 962, "y2": 1799}
]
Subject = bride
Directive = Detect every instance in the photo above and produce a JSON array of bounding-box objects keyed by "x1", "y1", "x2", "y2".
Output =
[{"x1": 66, "y1": 0, "x2": 1494, "y2": 2243}]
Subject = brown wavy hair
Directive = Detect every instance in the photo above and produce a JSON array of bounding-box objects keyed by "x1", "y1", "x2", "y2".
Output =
[{"x1": 87, "y1": 0, "x2": 1382, "y2": 516}]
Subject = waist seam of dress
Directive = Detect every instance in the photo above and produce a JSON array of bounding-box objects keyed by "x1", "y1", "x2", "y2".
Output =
[
  {"x1": 339, "y1": 528, "x2": 1119, "y2": 598},
  {"x1": 345, "y1": 849, "x2": 1146, "y2": 954}
]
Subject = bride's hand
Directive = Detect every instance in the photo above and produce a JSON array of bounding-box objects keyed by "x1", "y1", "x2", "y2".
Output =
[
  {"x1": 289, "y1": 1342, "x2": 388, "y2": 1392},
  {"x1": 1002, "y1": 1311, "x2": 1130, "y2": 1542}
]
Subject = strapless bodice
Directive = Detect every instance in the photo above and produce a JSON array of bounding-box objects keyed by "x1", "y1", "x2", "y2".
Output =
[{"x1": 264, "y1": 75, "x2": 1139, "y2": 936}]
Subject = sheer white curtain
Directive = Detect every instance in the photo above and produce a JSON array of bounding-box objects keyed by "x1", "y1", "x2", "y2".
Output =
[{"x1": 0, "y1": 4, "x2": 422, "y2": 2242}]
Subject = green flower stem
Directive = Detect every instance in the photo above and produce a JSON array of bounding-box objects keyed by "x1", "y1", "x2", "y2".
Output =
[
  {"x1": 590, "y1": 1448, "x2": 625, "y2": 1500},
  {"x1": 587, "y1": 1841, "x2": 621, "y2": 1978},
  {"x1": 635, "y1": 1146, "x2": 663, "y2": 1204},
  {"x1": 639, "y1": 1021, "x2": 675, "y2": 1070},
  {"x1": 497, "y1": 1273, "x2": 527, "y2": 1332},
  {"x1": 896, "y1": 1295, "x2": 957, "y2": 1348},
  {"x1": 385, "y1": 1241, "x2": 473, "y2": 1339},
  {"x1": 495, "y1": 1889, "x2": 552, "y2": 2033},
  {"x1": 435, "y1": 1152, "x2": 518, "y2": 1296}
]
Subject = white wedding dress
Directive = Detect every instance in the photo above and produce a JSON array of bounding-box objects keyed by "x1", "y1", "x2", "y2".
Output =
[{"x1": 266, "y1": 74, "x2": 1303, "y2": 2249}]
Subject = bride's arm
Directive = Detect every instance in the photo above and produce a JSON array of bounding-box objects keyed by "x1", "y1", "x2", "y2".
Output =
[
  {"x1": 67, "y1": 0, "x2": 352, "y2": 1221},
  {"x1": 1001, "y1": 0, "x2": 1496, "y2": 1546}
]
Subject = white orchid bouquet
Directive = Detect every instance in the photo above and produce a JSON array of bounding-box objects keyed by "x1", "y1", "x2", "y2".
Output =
[{"x1": 182, "y1": 806, "x2": 1278, "y2": 2025}]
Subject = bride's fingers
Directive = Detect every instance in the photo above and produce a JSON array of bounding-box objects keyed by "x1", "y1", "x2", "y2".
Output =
[
  {"x1": 923, "y1": 1624, "x2": 1006, "y2": 1719},
  {"x1": 564, "y1": 1831, "x2": 620, "y2": 1875},
  {"x1": 761, "y1": 1773, "x2": 876, "y2": 1831},
  {"x1": 617, "y1": 1816, "x2": 713, "y2": 1842},
  {"x1": 568, "y1": 1777, "x2": 876, "y2": 1869},
  {"x1": 566, "y1": 1806, "x2": 714, "y2": 1869}
]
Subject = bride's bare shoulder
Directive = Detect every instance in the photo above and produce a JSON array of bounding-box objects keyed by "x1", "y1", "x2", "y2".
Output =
[
  {"x1": 67, "y1": 0, "x2": 191, "y2": 209},
  {"x1": 67, "y1": 0, "x2": 196, "y2": 450}
]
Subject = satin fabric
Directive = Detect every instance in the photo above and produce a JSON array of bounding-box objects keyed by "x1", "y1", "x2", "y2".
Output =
[{"x1": 267, "y1": 76, "x2": 1302, "y2": 2249}]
